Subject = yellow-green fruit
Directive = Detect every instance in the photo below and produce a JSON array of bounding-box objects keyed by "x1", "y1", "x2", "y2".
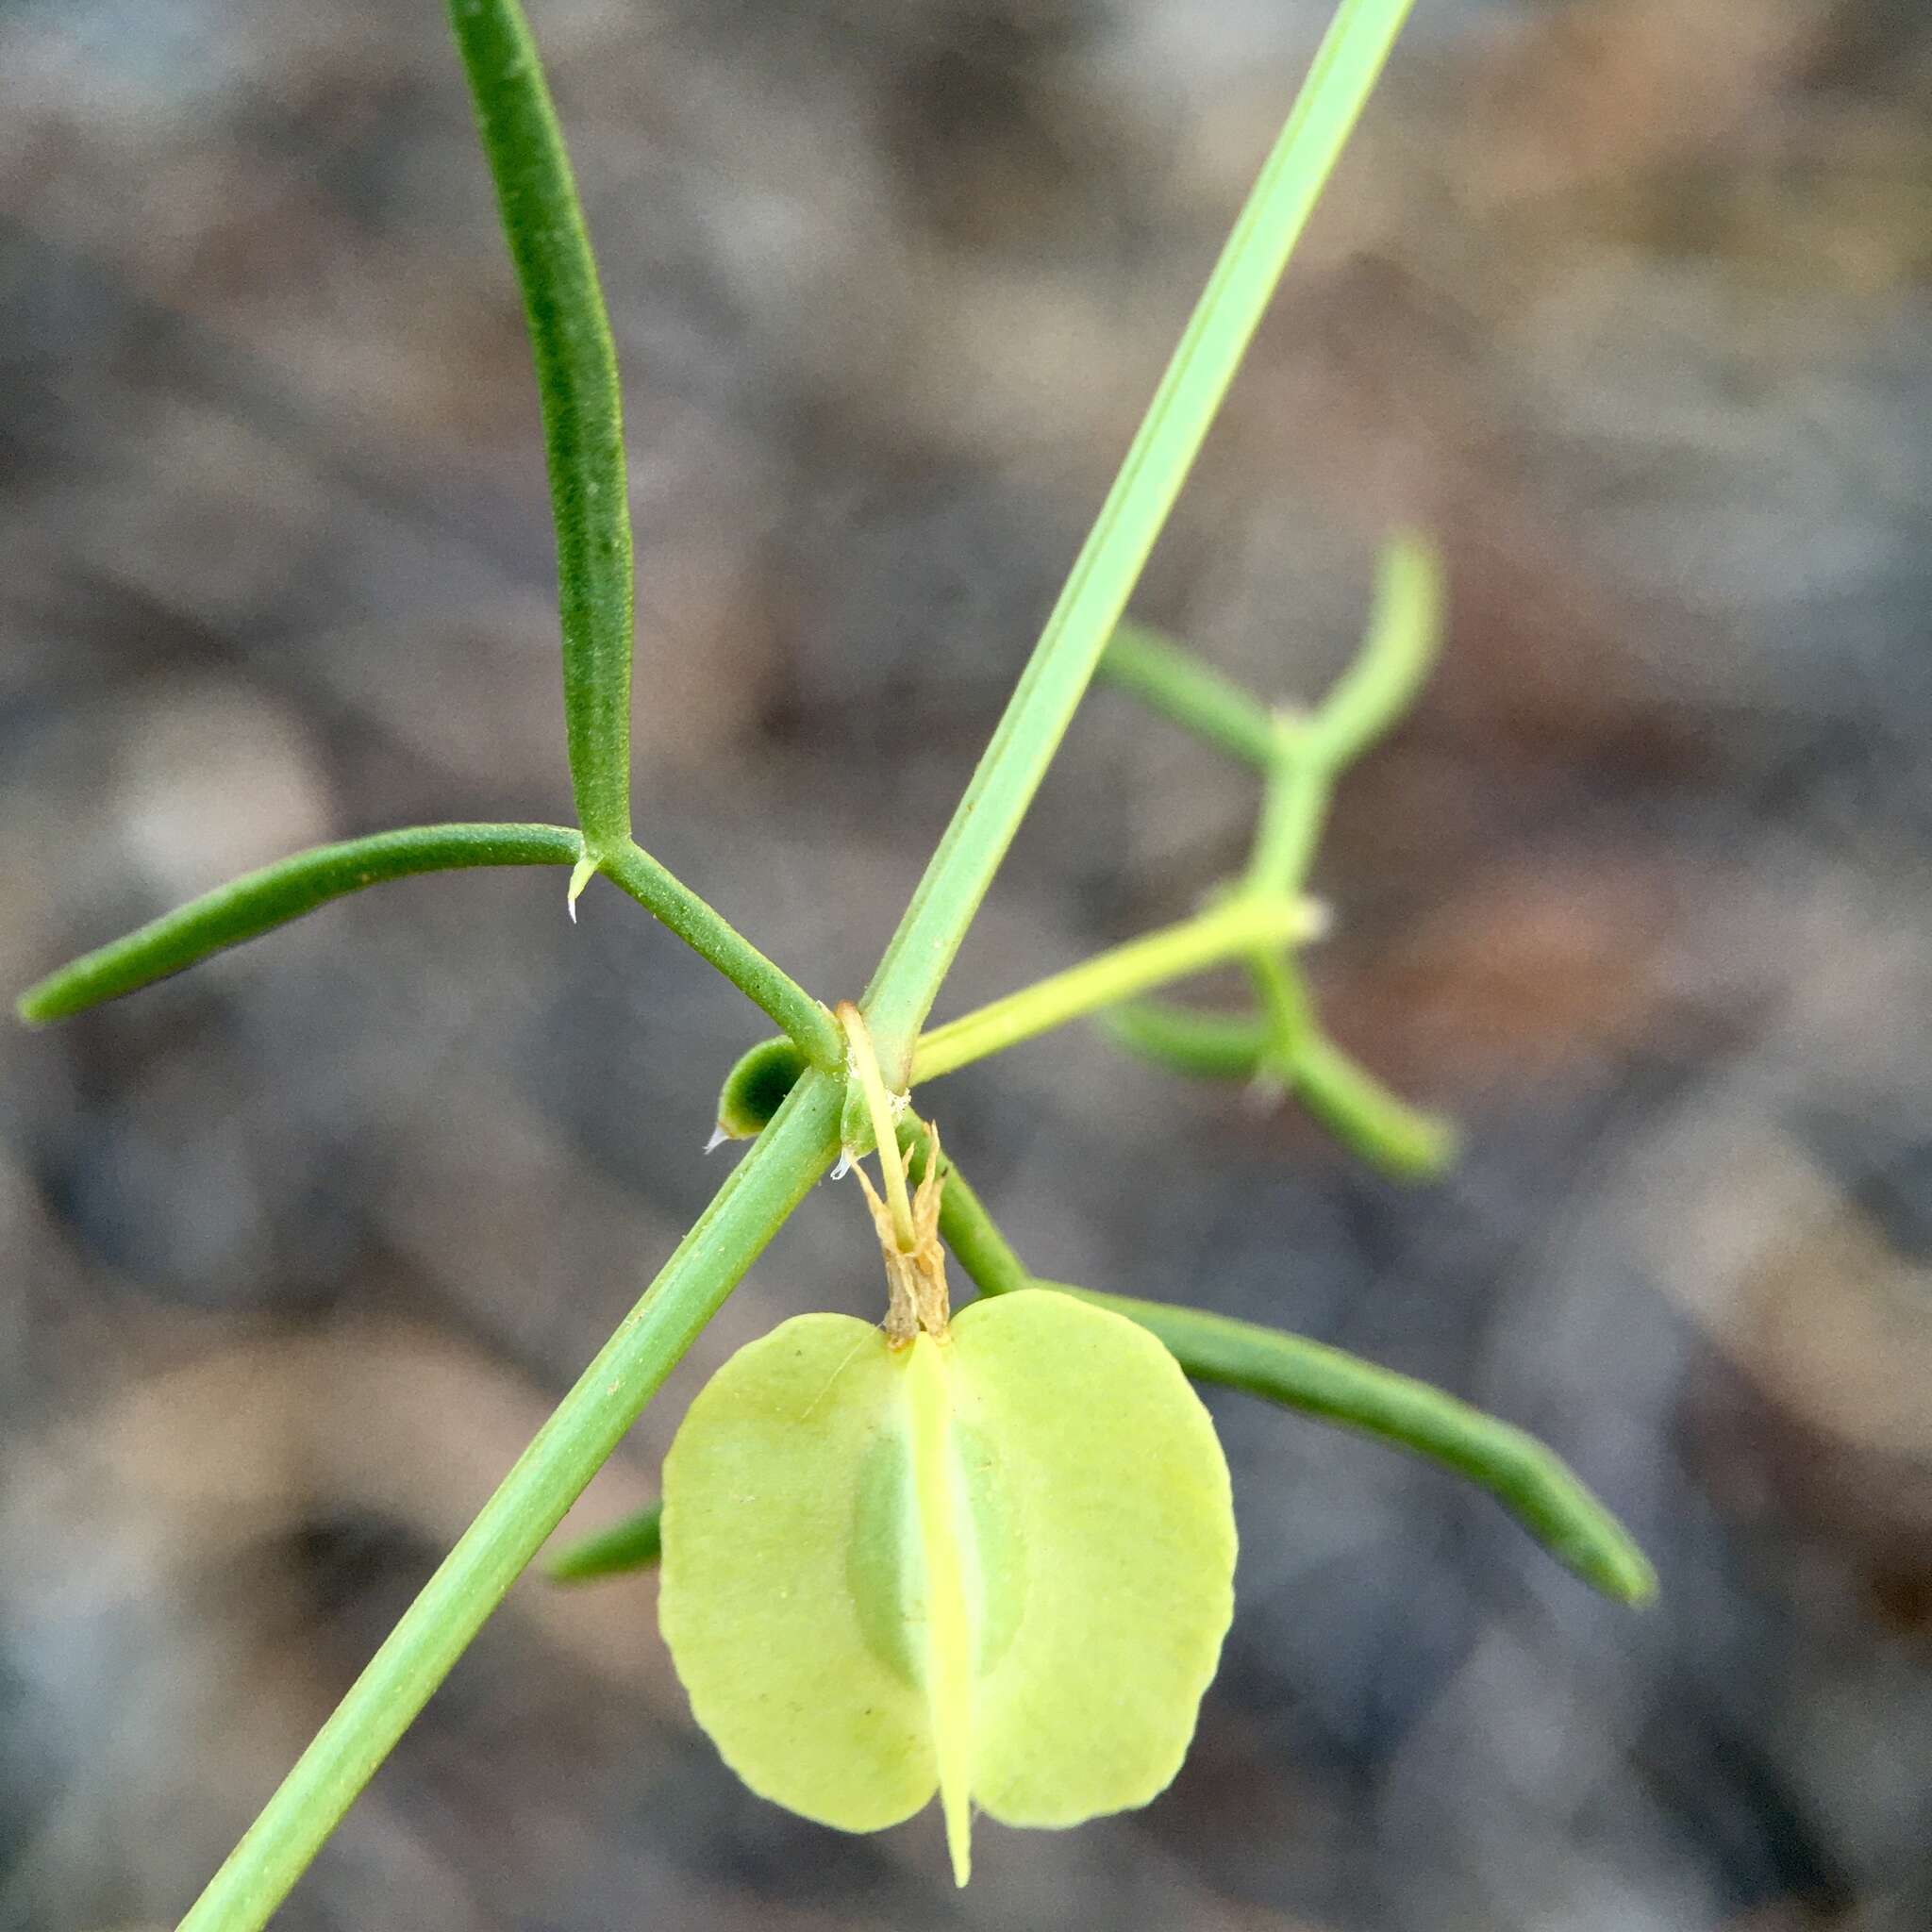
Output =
[{"x1": 658, "y1": 1289, "x2": 1237, "y2": 1884}]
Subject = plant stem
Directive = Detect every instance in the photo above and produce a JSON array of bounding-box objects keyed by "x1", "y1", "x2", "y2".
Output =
[
  {"x1": 17, "y1": 824, "x2": 584, "y2": 1024},
  {"x1": 1291, "y1": 1031, "x2": 1459, "y2": 1176},
  {"x1": 906, "y1": 1129, "x2": 1651, "y2": 1605},
  {"x1": 1097, "y1": 995, "x2": 1457, "y2": 1178},
  {"x1": 598, "y1": 841, "x2": 841, "y2": 1067},
  {"x1": 858, "y1": 0, "x2": 1419, "y2": 1079},
  {"x1": 1101, "y1": 532, "x2": 1444, "y2": 779},
  {"x1": 1093, "y1": 530, "x2": 1453, "y2": 1178},
  {"x1": 1243, "y1": 735, "x2": 1331, "y2": 898},
  {"x1": 910, "y1": 892, "x2": 1318, "y2": 1085},
  {"x1": 1099, "y1": 623, "x2": 1278, "y2": 767},
  {"x1": 1296, "y1": 528, "x2": 1443, "y2": 771},
  {"x1": 175, "y1": 1070, "x2": 842, "y2": 1932},
  {"x1": 450, "y1": 0, "x2": 633, "y2": 855},
  {"x1": 1098, "y1": 1000, "x2": 1274, "y2": 1079}
]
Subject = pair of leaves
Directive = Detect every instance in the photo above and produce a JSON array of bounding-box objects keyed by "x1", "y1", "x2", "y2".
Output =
[{"x1": 658, "y1": 1291, "x2": 1236, "y2": 1883}]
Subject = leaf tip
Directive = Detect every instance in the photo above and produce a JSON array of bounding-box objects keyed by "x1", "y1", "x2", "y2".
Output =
[{"x1": 1606, "y1": 1542, "x2": 1659, "y2": 1607}]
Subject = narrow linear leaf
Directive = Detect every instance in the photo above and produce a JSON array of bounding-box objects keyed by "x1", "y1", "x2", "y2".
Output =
[
  {"x1": 17, "y1": 823, "x2": 582, "y2": 1024},
  {"x1": 1100, "y1": 530, "x2": 1444, "y2": 780},
  {"x1": 450, "y1": 0, "x2": 633, "y2": 853},
  {"x1": 546, "y1": 1505, "x2": 660, "y2": 1582},
  {"x1": 1291, "y1": 1031, "x2": 1459, "y2": 1178}
]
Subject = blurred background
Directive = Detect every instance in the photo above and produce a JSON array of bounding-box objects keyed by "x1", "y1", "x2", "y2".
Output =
[{"x1": 3, "y1": 1, "x2": 1929, "y2": 1926}]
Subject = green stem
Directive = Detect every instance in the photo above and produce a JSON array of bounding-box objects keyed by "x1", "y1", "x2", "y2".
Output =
[
  {"x1": 1098, "y1": 1000, "x2": 1274, "y2": 1079},
  {"x1": 910, "y1": 893, "x2": 1318, "y2": 1085},
  {"x1": 1243, "y1": 735, "x2": 1331, "y2": 897},
  {"x1": 1296, "y1": 528, "x2": 1443, "y2": 772},
  {"x1": 1292, "y1": 1031, "x2": 1459, "y2": 1178},
  {"x1": 1099, "y1": 623, "x2": 1278, "y2": 768},
  {"x1": 547, "y1": 1506, "x2": 660, "y2": 1582},
  {"x1": 17, "y1": 824, "x2": 583, "y2": 1024},
  {"x1": 909, "y1": 1131, "x2": 1650, "y2": 1605},
  {"x1": 598, "y1": 841, "x2": 841, "y2": 1068},
  {"x1": 450, "y1": 0, "x2": 633, "y2": 854},
  {"x1": 858, "y1": 0, "x2": 1418, "y2": 1078},
  {"x1": 176, "y1": 1071, "x2": 842, "y2": 1932}
]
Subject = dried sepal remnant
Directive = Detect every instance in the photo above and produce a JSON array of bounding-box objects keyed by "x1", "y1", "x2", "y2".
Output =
[
  {"x1": 853, "y1": 1121, "x2": 951, "y2": 1341},
  {"x1": 658, "y1": 1291, "x2": 1238, "y2": 1884}
]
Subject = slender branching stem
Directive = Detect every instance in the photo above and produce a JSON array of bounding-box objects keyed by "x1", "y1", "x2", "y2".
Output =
[
  {"x1": 600, "y1": 841, "x2": 841, "y2": 1066},
  {"x1": 1243, "y1": 725, "x2": 1331, "y2": 896},
  {"x1": 1094, "y1": 531, "x2": 1454, "y2": 1178},
  {"x1": 1098, "y1": 623, "x2": 1279, "y2": 767},
  {"x1": 910, "y1": 892, "x2": 1319, "y2": 1085},
  {"x1": 40, "y1": 7, "x2": 1577, "y2": 1923},
  {"x1": 858, "y1": 0, "x2": 1420, "y2": 1079}
]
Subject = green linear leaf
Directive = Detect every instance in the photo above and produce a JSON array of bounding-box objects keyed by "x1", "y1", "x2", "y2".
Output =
[
  {"x1": 547, "y1": 1504, "x2": 660, "y2": 1581},
  {"x1": 17, "y1": 823, "x2": 582, "y2": 1024},
  {"x1": 450, "y1": 0, "x2": 633, "y2": 852},
  {"x1": 1291, "y1": 1030, "x2": 1459, "y2": 1178},
  {"x1": 1099, "y1": 531, "x2": 1444, "y2": 780}
]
